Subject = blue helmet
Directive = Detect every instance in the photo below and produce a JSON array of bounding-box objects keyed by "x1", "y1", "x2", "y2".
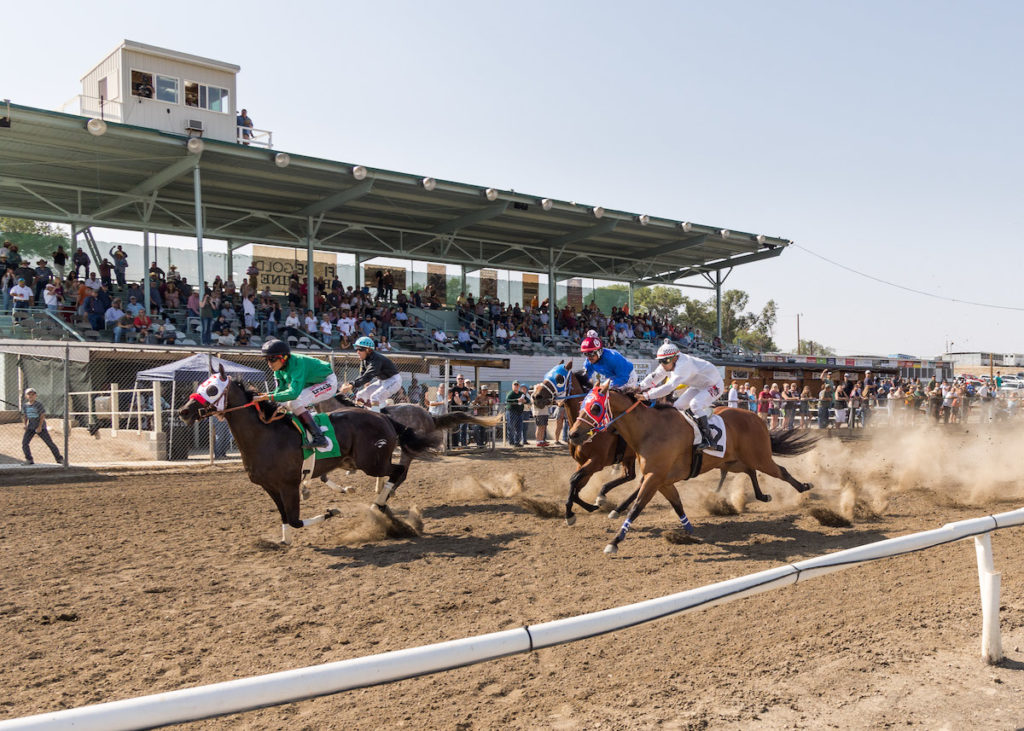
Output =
[{"x1": 354, "y1": 336, "x2": 375, "y2": 350}]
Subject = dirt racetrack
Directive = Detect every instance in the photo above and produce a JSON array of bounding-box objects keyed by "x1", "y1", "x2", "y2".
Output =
[{"x1": 4, "y1": 426, "x2": 1024, "y2": 729}]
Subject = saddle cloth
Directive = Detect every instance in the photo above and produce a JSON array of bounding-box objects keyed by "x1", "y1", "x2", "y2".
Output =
[
  {"x1": 292, "y1": 412, "x2": 343, "y2": 460},
  {"x1": 680, "y1": 410, "x2": 727, "y2": 458}
]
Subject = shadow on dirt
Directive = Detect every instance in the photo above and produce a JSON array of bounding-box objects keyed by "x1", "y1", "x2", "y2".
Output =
[
  {"x1": 421, "y1": 502, "x2": 531, "y2": 520},
  {"x1": 688, "y1": 515, "x2": 890, "y2": 563},
  {"x1": 316, "y1": 530, "x2": 529, "y2": 569}
]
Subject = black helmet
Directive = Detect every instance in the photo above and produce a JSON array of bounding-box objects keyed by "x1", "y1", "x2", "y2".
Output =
[{"x1": 261, "y1": 339, "x2": 290, "y2": 358}]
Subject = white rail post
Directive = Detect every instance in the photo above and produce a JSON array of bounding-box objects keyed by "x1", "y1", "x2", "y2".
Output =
[
  {"x1": 974, "y1": 534, "x2": 1003, "y2": 664},
  {"x1": 110, "y1": 383, "x2": 120, "y2": 436},
  {"x1": 153, "y1": 383, "x2": 163, "y2": 434}
]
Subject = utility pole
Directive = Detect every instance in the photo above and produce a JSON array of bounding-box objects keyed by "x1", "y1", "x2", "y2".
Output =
[{"x1": 796, "y1": 313, "x2": 802, "y2": 355}]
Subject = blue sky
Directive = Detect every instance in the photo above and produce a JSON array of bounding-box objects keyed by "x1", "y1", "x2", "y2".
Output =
[{"x1": 4, "y1": 1, "x2": 1023, "y2": 357}]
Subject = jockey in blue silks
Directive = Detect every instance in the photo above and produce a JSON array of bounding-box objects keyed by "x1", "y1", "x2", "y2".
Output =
[{"x1": 580, "y1": 331, "x2": 638, "y2": 388}]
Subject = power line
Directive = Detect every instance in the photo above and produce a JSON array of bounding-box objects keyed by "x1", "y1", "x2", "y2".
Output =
[{"x1": 792, "y1": 244, "x2": 1024, "y2": 312}]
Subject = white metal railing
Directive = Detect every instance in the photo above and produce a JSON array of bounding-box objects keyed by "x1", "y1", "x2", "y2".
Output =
[
  {"x1": 59, "y1": 95, "x2": 124, "y2": 122},
  {"x1": 67, "y1": 383, "x2": 162, "y2": 435},
  {"x1": 236, "y1": 125, "x2": 272, "y2": 149},
  {"x1": 0, "y1": 507, "x2": 1018, "y2": 730}
]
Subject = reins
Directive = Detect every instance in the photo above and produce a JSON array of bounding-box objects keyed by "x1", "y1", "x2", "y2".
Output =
[{"x1": 191, "y1": 394, "x2": 288, "y2": 424}]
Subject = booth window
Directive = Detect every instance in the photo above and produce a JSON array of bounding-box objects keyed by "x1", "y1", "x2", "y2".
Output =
[
  {"x1": 155, "y1": 75, "x2": 179, "y2": 104},
  {"x1": 184, "y1": 81, "x2": 229, "y2": 113},
  {"x1": 131, "y1": 70, "x2": 154, "y2": 99}
]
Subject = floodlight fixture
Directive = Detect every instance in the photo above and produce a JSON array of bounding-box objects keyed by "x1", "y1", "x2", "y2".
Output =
[
  {"x1": 679, "y1": 221, "x2": 692, "y2": 232},
  {"x1": 635, "y1": 214, "x2": 650, "y2": 226},
  {"x1": 483, "y1": 188, "x2": 499, "y2": 201},
  {"x1": 592, "y1": 206, "x2": 605, "y2": 219},
  {"x1": 539, "y1": 198, "x2": 553, "y2": 211},
  {"x1": 352, "y1": 165, "x2": 368, "y2": 180},
  {"x1": 86, "y1": 118, "x2": 107, "y2": 136},
  {"x1": 720, "y1": 229, "x2": 731, "y2": 239},
  {"x1": 186, "y1": 137, "x2": 204, "y2": 155},
  {"x1": 421, "y1": 177, "x2": 437, "y2": 191},
  {"x1": 274, "y1": 153, "x2": 290, "y2": 168}
]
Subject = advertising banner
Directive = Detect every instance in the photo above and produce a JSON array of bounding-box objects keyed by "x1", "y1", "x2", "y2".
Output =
[{"x1": 251, "y1": 246, "x2": 337, "y2": 294}]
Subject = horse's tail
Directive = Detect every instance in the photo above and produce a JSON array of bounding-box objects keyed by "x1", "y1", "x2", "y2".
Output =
[
  {"x1": 431, "y1": 412, "x2": 503, "y2": 430},
  {"x1": 769, "y1": 428, "x2": 819, "y2": 457},
  {"x1": 386, "y1": 415, "x2": 443, "y2": 459}
]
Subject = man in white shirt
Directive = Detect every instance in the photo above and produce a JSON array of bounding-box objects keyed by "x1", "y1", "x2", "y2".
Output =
[
  {"x1": 432, "y1": 329, "x2": 448, "y2": 349},
  {"x1": 83, "y1": 273, "x2": 101, "y2": 291},
  {"x1": 43, "y1": 283, "x2": 59, "y2": 312},
  {"x1": 728, "y1": 380, "x2": 740, "y2": 409},
  {"x1": 10, "y1": 278, "x2": 33, "y2": 310},
  {"x1": 242, "y1": 294, "x2": 256, "y2": 329}
]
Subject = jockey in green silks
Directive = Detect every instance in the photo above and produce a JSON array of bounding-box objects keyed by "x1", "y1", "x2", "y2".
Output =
[{"x1": 261, "y1": 338, "x2": 337, "y2": 449}]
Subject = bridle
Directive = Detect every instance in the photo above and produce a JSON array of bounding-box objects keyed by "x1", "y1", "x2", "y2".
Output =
[
  {"x1": 574, "y1": 386, "x2": 645, "y2": 438},
  {"x1": 187, "y1": 375, "x2": 285, "y2": 423}
]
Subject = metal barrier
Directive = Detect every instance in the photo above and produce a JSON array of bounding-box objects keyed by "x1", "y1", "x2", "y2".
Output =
[{"x1": 1, "y1": 506, "x2": 1017, "y2": 730}]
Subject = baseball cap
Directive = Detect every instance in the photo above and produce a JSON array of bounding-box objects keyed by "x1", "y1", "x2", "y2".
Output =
[
  {"x1": 24, "y1": 387, "x2": 37, "y2": 395},
  {"x1": 512, "y1": 380, "x2": 520, "y2": 385}
]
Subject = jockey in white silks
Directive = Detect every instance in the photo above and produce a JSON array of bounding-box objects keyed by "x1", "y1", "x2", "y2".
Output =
[{"x1": 639, "y1": 339, "x2": 723, "y2": 449}]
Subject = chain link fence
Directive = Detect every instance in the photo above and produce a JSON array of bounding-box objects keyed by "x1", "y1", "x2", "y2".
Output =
[{"x1": 0, "y1": 343, "x2": 513, "y2": 467}]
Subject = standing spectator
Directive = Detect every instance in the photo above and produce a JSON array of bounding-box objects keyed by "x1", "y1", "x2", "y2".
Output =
[
  {"x1": 727, "y1": 380, "x2": 740, "y2": 409},
  {"x1": 43, "y1": 283, "x2": 60, "y2": 313},
  {"x1": 51, "y1": 245, "x2": 68, "y2": 279},
  {"x1": 10, "y1": 277, "x2": 33, "y2": 311},
  {"x1": 834, "y1": 382, "x2": 849, "y2": 428},
  {"x1": 531, "y1": 391, "x2": 550, "y2": 446},
  {"x1": 817, "y1": 371, "x2": 835, "y2": 429},
  {"x1": 449, "y1": 374, "x2": 472, "y2": 447},
  {"x1": 236, "y1": 108, "x2": 254, "y2": 145},
  {"x1": 428, "y1": 384, "x2": 447, "y2": 418},
  {"x1": 1, "y1": 267, "x2": 15, "y2": 313},
  {"x1": 472, "y1": 386, "x2": 495, "y2": 447},
  {"x1": 109, "y1": 245, "x2": 128, "y2": 290},
  {"x1": 799, "y1": 385, "x2": 813, "y2": 428},
  {"x1": 73, "y1": 247, "x2": 90, "y2": 278},
  {"x1": 407, "y1": 377, "x2": 425, "y2": 407},
  {"x1": 757, "y1": 384, "x2": 771, "y2": 424},
  {"x1": 242, "y1": 293, "x2": 256, "y2": 330},
  {"x1": 383, "y1": 269, "x2": 395, "y2": 302},
  {"x1": 505, "y1": 381, "x2": 528, "y2": 447},
  {"x1": 782, "y1": 384, "x2": 798, "y2": 429},
  {"x1": 21, "y1": 387, "x2": 63, "y2": 465},
  {"x1": 33, "y1": 260, "x2": 53, "y2": 303},
  {"x1": 98, "y1": 259, "x2": 113, "y2": 289}
]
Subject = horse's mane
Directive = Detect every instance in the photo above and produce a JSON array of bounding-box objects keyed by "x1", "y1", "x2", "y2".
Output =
[
  {"x1": 232, "y1": 377, "x2": 279, "y2": 420},
  {"x1": 572, "y1": 369, "x2": 593, "y2": 391},
  {"x1": 611, "y1": 384, "x2": 676, "y2": 410}
]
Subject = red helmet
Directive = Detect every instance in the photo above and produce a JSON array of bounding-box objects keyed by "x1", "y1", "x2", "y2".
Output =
[{"x1": 580, "y1": 335, "x2": 603, "y2": 353}]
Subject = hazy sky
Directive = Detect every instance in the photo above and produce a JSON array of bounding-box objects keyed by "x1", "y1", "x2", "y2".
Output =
[{"x1": 4, "y1": 1, "x2": 1023, "y2": 357}]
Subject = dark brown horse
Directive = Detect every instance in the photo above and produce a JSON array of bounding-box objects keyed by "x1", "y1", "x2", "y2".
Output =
[
  {"x1": 568, "y1": 382, "x2": 816, "y2": 554},
  {"x1": 178, "y1": 364, "x2": 441, "y2": 544},
  {"x1": 530, "y1": 361, "x2": 637, "y2": 526}
]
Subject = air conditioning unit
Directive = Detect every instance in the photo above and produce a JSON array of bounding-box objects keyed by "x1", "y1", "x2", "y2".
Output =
[{"x1": 185, "y1": 119, "x2": 204, "y2": 133}]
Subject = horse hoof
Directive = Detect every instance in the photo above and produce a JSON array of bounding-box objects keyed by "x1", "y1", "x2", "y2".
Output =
[
  {"x1": 343, "y1": 486, "x2": 357, "y2": 494},
  {"x1": 757, "y1": 494, "x2": 772, "y2": 503},
  {"x1": 802, "y1": 482, "x2": 814, "y2": 492},
  {"x1": 301, "y1": 485, "x2": 311, "y2": 501},
  {"x1": 565, "y1": 515, "x2": 577, "y2": 527},
  {"x1": 608, "y1": 510, "x2": 620, "y2": 520},
  {"x1": 595, "y1": 494, "x2": 608, "y2": 508},
  {"x1": 604, "y1": 544, "x2": 618, "y2": 555},
  {"x1": 327, "y1": 508, "x2": 342, "y2": 518}
]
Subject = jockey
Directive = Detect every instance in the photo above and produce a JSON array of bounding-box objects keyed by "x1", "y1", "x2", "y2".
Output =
[
  {"x1": 339, "y1": 336, "x2": 402, "y2": 411},
  {"x1": 262, "y1": 338, "x2": 337, "y2": 449},
  {"x1": 640, "y1": 339, "x2": 723, "y2": 449},
  {"x1": 581, "y1": 330, "x2": 638, "y2": 388}
]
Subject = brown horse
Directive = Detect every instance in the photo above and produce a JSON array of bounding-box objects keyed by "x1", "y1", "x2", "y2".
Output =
[
  {"x1": 178, "y1": 365, "x2": 441, "y2": 544},
  {"x1": 530, "y1": 361, "x2": 637, "y2": 526},
  {"x1": 568, "y1": 381, "x2": 817, "y2": 554}
]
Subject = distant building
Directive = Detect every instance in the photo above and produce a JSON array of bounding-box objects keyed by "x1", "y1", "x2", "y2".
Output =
[{"x1": 67, "y1": 40, "x2": 268, "y2": 147}]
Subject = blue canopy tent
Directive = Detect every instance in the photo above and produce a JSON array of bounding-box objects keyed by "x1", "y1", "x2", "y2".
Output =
[{"x1": 134, "y1": 354, "x2": 268, "y2": 460}]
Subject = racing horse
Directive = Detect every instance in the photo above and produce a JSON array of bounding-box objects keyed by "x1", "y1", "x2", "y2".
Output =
[
  {"x1": 178, "y1": 364, "x2": 441, "y2": 544},
  {"x1": 530, "y1": 361, "x2": 637, "y2": 526},
  {"x1": 569, "y1": 381, "x2": 817, "y2": 554},
  {"x1": 317, "y1": 394, "x2": 502, "y2": 496}
]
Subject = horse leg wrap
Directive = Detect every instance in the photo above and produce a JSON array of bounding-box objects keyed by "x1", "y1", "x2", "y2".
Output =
[
  {"x1": 281, "y1": 524, "x2": 293, "y2": 545},
  {"x1": 680, "y1": 514, "x2": 694, "y2": 534},
  {"x1": 301, "y1": 513, "x2": 329, "y2": 527},
  {"x1": 322, "y1": 478, "x2": 352, "y2": 494},
  {"x1": 613, "y1": 518, "x2": 632, "y2": 544},
  {"x1": 373, "y1": 482, "x2": 395, "y2": 509}
]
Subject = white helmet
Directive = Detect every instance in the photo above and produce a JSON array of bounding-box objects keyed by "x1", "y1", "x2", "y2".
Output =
[{"x1": 656, "y1": 339, "x2": 680, "y2": 361}]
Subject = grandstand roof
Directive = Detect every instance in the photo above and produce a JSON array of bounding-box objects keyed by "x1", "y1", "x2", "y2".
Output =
[{"x1": 0, "y1": 103, "x2": 790, "y2": 285}]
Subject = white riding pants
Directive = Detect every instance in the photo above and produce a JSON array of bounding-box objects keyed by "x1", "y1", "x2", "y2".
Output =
[
  {"x1": 673, "y1": 379, "x2": 723, "y2": 419},
  {"x1": 284, "y1": 373, "x2": 338, "y2": 414},
  {"x1": 356, "y1": 372, "x2": 403, "y2": 407}
]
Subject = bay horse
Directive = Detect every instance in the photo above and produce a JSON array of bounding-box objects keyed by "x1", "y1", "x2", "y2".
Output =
[
  {"x1": 317, "y1": 395, "x2": 502, "y2": 495},
  {"x1": 178, "y1": 364, "x2": 441, "y2": 544},
  {"x1": 530, "y1": 361, "x2": 637, "y2": 526},
  {"x1": 568, "y1": 381, "x2": 817, "y2": 555}
]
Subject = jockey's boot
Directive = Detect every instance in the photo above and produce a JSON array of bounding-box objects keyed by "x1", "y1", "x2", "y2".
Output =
[
  {"x1": 695, "y1": 415, "x2": 714, "y2": 450},
  {"x1": 298, "y1": 410, "x2": 328, "y2": 449}
]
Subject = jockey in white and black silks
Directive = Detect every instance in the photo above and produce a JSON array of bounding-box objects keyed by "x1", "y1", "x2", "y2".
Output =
[
  {"x1": 339, "y1": 336, "x2": 403, "y2": 411},
  {"x1": 262, "y1": 338, "x2": 338, "y2": 448},
  {"x1": 639, "y1": 339, "x2": 723, "y2": 449}
]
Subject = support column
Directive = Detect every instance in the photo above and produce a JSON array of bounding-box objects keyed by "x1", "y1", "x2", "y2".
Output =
[
  {"x1": 715, "y1": 270, "x2": 723, "y2": 338},
  {"x1": 226, "y1": 240, "x2": 234, "y2": 285},
  {"x1": 193, "y1": 165, "x2": 205, "y2": 295},
  {"x1": 547, "y1": 255, "x2": 557, "y2": 337},
  {"x1": 628, "y1": 282, "x2": 635, "y2": 314},
  {"x1": 460, "y1": 265, "x2": 467, "y2": 298},
  {"x1": 143, "y1": 230, "x2": 151, "y2": 316},
  {"x1": 306, "y1": 217, "x2": 315, "y2": 314},
  {"x1": 355, "y1": 255, "x2": 364, "y2": 291}
]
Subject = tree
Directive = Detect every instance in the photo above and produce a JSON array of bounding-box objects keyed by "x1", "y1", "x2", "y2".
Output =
[
  {"x1": 0, "y1": 217, "x2": 67, "y2": 237},
  {"x1": 1, "y1": 217, "x2": 70, "y2": 263},
  {"x1": 798, "y1": 339, "x2": 835, "y2": 356},
  {"x1": 634, "y1": 285, "x2": 688, "y2": 322}
]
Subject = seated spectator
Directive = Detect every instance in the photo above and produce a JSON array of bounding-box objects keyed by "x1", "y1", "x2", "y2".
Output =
[
  {"x1": 156, "y1": 324, "x2": 177, "y2": 345},
  {"x1": 43, "y1": 283, "x2": 60, "y2": 313},
  {"x1": 113, "y1": 312, "x2": 134, "y2": 343},
  {"x1": 457, "y1": 325, "x2": 473, "y2": 353},
  {"x1": 378, "y1": 335, "x2": 393, "y2": 353},
  {"x1": 432, "y1": 328, "x2": 448, "y2": 349},
  {"x1": 125, "y1": 295, "x2": 144, "y2": 317},
  {"x1": 134, "y1": 309, "x2": 154, "y2": 332},
  {"x1": 235, "y1": 327, "x2": 251, "y2": 346},
  {"x1": 104, "y1": 298, "x2": 126, "y2": 330}
]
